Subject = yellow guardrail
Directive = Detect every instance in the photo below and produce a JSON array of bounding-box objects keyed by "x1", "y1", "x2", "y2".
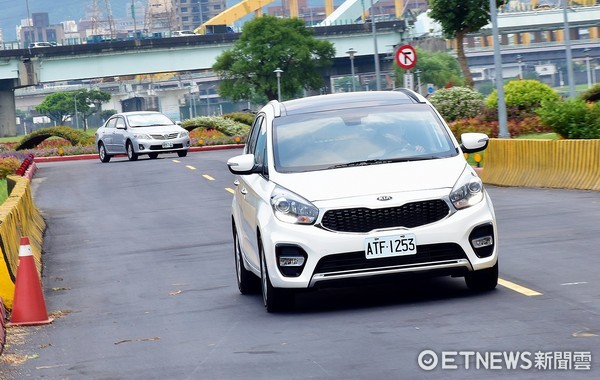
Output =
[
  {"x1": 479, "y1": 139, "x2": 600, "y2": 191},
  {"x1": 0, "y1": 175, "x2": 46, "y2": 309}
]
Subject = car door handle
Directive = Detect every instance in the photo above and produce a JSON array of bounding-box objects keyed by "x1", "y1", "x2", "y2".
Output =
[{"x1": 240, "y1": 187, "x2": 248, "y2": 195}]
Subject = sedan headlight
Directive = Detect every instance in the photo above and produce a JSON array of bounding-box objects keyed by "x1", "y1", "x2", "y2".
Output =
[
  {"x1": 450, "y1": 166, "x2": 484, "y2": 210},
  {"x1": 178, "y1": 131, "x2": 189, "y2": 138},
  {"x1": 133, "y1": 133, "x2": 152, "y2": 139},
  {"x1": 271, "y1": 185, "x2": 318, "y2": 225}
]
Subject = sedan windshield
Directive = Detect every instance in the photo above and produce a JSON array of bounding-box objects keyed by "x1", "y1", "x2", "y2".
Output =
[
  {"x1": 126, "y1": 113, "x2": 175, "y2": 127},
  {"x1": 273, "y1": 104, "x2": 457, "y2": 173}
]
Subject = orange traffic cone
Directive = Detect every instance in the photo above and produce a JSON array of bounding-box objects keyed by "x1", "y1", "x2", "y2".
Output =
[{"x1": 8, "y1": 237, "x2": 52, "y2": 326}]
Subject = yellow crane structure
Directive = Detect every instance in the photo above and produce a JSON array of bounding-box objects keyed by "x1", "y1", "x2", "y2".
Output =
[{"x1": 194, "y1": 0, "x2": 405, "y2": 34}]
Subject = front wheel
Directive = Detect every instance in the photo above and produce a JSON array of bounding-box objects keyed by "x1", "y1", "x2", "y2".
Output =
[
  {"x1": 126, "y1": 141, "x2": 138, "y2": 161},
  {"x1": 177, "y1": 150, "x2": 188, "y2": 158},
  {"x1": 260, "y1": 239, "x2": 294, "y2": 313},
  {"x1": 233, "y1": 224, "x2": 259, "y2": 294},
  {"x1": 98, "y1": 142, "x2": 111, "y2": 163},
  {"x1": 465, "y1": 261, "x2": 498, "y2": 292}
]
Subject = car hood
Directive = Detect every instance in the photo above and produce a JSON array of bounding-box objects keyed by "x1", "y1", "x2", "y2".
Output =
[
  {"x1": 130, "y1": 125, "x2": 184, "y2": 134},
  {"x1": 271, "y1": 155, "x2": 467, "y2": 202}
]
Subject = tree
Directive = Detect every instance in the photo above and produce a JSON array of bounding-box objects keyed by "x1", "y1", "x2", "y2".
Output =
[
  {"x1": 36, "y1": 89, "x2": 111, "y2": 130},
  {"x1": 394, "y1": 48, "x2": 464, "y2": 90},
  {"x1": 213, "y1": 15, "x2": 335, "y2": 102},
  {"x1": 428, "y1": 0, "x2": 507, "y2": 88}
]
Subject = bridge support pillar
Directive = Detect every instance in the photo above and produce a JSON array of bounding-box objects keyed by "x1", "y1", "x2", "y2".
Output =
[{"x1": 0, "y1": 79, "x2": 17, "y2": 137}]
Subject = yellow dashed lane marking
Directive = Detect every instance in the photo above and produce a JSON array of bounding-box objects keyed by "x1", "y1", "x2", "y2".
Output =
[
  {"x1": 186, "y1": 165, "x2": 196, "y2": 170},
  {"x1": 225, "y1": 188, "x2": 235, "y2": 194},
  {"x1": 203, "y1": 174, "x2": 215, "y2": 181},
  {"x1": 172, "y1": 160, "x2": 181, "y2": 163},
  {"x1": 498, "y1": 278, "x2": 542, "y2": 296}
]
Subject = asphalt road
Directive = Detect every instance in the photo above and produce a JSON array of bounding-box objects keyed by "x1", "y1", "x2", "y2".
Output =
[{"x1": 1, "y1": 149, "x2": 598, "y2": 379}]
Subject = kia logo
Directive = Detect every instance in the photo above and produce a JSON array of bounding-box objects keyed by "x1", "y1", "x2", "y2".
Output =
[{"x1": 377, "y1": 195, "x2": 393, "y2": 201}]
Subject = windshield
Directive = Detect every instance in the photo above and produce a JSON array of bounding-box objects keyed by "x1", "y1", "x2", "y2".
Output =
[
  {"x1": 126, "y1": 113, "x2": 175, "y2": 127},
  {"x1": 273, "y1": 104, "x2": 457, "y2": 173}
]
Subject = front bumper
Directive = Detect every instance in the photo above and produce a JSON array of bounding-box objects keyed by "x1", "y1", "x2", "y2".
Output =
[
  {"x1": 134, "y1": 137, "x2": 191, "y2": 154},
  {"x1": 260, "y1": 192, "x2": 497, "y2": 290}
]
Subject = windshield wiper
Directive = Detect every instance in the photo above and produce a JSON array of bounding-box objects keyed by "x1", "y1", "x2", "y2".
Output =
[{"x1": 328, "y1": 159, "x2": 393, "y2": 169}]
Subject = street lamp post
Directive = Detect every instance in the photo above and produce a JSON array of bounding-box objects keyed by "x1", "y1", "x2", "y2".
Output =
[
  {"x1": 516, "y1": 54, "x2": 523, "y2": 79},
  {"x1": 414, "y1": 69, "x2": 422, "y2": 94},
  {"x1": 346, "y1": 48, "x2": 357, "y2": 92},
  {"x1": 73, "y1": 92, "x2": 79, "y2": 129},
  {"x1": 584, "y1": 48, "x2": 592, "y2": 89},
  {"x1": 274, "y1": 68, "x2": 283, "y2": 101},
  {"x1": 369, "y1": 0, "x2": 381, "y2": 91}
]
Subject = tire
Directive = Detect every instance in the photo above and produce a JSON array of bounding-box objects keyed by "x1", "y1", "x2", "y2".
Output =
[
  {"x1": 148, "y1": 152, "x2": 159, "y2": 159},
  {"x1": 465, "y1": 261, "x2": 498, "y2": 292},
  {"x1": 233, "y1": 224, "x2": 259, "y2": 294},
  {"x1": 260, "y1": 239, "x2": 294, "y2": 313},
  {"x1": 126, "y1": 141, "x2": 138, "y2": 161},
  {"x1": 177, "y1": 150, "x2": 188, "y2": 158},
  {"x1": 98, "y1": 142, "x2": 111, "y2": 163}
]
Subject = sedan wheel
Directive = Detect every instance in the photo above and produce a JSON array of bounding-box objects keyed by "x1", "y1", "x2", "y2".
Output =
[
  {"x1": 98, "y1": 142, "x2": 111, "y2": 163},
  {"x1": 233, "y1": 224, "x2": 259, "y2": 294},
  {"x1": 126, "y1": 141, "x2": 139, "y2": 161},
  {"x1": 177, "y1": 150, "x2": 188, "y2": 158},
  {"x1": 260, "y1": 239, "x2": 294, "y2": 312},
  {"x1": 148, "y1": 152, "x2": 159, "y2": 159}
]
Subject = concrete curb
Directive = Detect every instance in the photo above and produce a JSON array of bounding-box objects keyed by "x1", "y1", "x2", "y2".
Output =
[{"x1": 33, "y1": 144, "x2": 245, "y2": 163}]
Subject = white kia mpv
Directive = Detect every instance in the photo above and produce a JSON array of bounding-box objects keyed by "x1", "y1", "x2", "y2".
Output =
[{"x1": 228, "y1": 90, "x2": 497, "y2": 312}]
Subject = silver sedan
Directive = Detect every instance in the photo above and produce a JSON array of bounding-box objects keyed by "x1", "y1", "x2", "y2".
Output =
[{"x1": 95, "y1": 111, "x2": 191, "y2": 162}]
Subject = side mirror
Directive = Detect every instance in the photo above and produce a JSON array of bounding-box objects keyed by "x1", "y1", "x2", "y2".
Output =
[
  {"x1": 227, "y1": 154, "x2": 258, "y2": 175},
  {"x1": 460, "y1": 133, "x2": 489, "y2": 153}
]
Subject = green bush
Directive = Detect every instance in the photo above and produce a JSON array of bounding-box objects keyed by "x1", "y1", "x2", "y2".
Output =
[
  {"x1": 537, "y1": 99, "x2": 600, "y2": 139},
  {"x1": 429, "y1": 87, "x2": 485, "y2": 122},
  {"x1": 181, "y1": 116, "x2": 250, "y2": 136},
  {"x1": 579, "y1": 83, "x2": 600, "y2": 103},
  {"x1": 223, "y1": 112, "x2": 255, "y2": 126},
  {"x1": 486, "y1": 80, "x2": 560, "y2": 118}
]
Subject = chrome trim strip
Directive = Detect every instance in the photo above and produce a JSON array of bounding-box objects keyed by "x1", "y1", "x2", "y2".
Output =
[{"x1": 309, "y1": 259, "x2": 471, "y2": 287}]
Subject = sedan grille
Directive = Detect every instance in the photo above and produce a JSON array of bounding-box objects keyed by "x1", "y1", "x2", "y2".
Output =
[
  {"x1": 314, "y1": 243, "x2": 466, "y2": 274},
  {"x1": 321, "y1": 200, "x2": 450, "y2": 233},
  {"x1": 150, "y1": 133, "x2": 179, "y2": 140}
]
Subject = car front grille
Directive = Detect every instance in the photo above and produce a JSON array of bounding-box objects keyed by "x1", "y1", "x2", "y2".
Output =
[
  {"x1": 320, "y1": 199, "x2": 450, "y2": 233},
  {"x1": 314, "y1": 243, "x2": 467, "y2": 274},
  {"x1": 149, "y1": 143, "x2": 184, "y2": 150},
  {"x1": 150, "y1": 133, "x2": 179, "y2": 140}
]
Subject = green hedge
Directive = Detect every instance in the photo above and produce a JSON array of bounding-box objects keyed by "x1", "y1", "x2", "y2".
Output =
[
  {"x1": 537, "y1": 99, "x2": 600, "y2": 139},
  {"x1": 16, "y1": 126, "x2": 94, "y2": 150},
  {"x1": 181, "y1": 116, "x2": 250, "y2": 136}
]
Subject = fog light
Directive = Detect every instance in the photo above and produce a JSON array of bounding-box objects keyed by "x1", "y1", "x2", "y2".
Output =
[
  {"x1": 276, "y1": 245, "x2": 307, "y2": 277},
  {"x1": 279, "y1": 257, "x2": 305, "y2": 267},
  {"x1": 138, "y1": 144, "x2": 145, "y2": 150},
  {"x1": 469, "y1": 223, "x2": 495, "y2": 258},
  {"x1": 472, "y1": 236, "x2": 493, "y2": 248}
]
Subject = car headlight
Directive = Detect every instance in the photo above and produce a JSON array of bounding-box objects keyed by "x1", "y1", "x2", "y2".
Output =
[
  {"x1": 178, "y1": 131, "x2": 189, "y2": 138},
  {"x1": 271, "y1": 185, "x2": 318, "y2": 225},
  {"x1": 133, "y1": 133, "x2": 152, "y2": 139},
  {"x1": 449, "y1": 166, "x2": 484, "y2": 210}
]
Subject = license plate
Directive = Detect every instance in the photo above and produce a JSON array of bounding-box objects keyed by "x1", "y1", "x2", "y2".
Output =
[
  {"x1": 365, "y1": 233, "x2": 417, "y2": 259},
  {"x1": 162, "y1": 142, "x2": 173, "y2": 148}
]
